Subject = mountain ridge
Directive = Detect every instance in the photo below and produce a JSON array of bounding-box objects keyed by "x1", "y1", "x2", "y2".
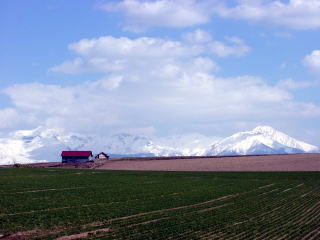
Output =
[
  {"x1": 207, "y1": 126, "x2": 317, "y2": 156},
  {"x1": 0, "y1": 125, "x2": 318, "y2": 164}
]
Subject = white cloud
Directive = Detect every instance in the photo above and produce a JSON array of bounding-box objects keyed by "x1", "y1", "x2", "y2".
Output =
[
  {"x1": 303, "y1": 50, "x2": 320, "y2": 75},
  {"x1": 183, "y1": 30, "x2": 250, "y2": 57},
  {"x1": 215, "y1": 0, "x2": 320, "y2": 30},
  {"x1": 50, "y1": 57, "x2": 124, "y2": 74},
  {"x1": 209, "y1": 37, "x2": 251, "y2": 57},
  {"x1": 68, "y1": 36, "x2": 196, "y2": 58},
  {"x1": 1, "y1": 77, "x2": 318, "y2": 142},
  {"x1": 277, "y1": 78, "x2": 317, "y2": 89},
  {"x1": 50, "y1": 35, "x2": 204, "y2": 75},
  {"x1": 4, "y1": 58, "x2": 319, "y2": 136},
  {"x1": 101, "y1": 0, "x2": 213, "y2": 32},
  {"x1": 99, "y1": 0, "x2": 320, "y2": 31},
  {"x1": 91, "y1": 76, "x2": 124, "y2": 90},
  {"x1": 163, "y1": 74, "x2": 292, "y2": 115},
  {"x1": 2, "y1": 82, "x2": 123, "y2": 134},
  {"x1": 0, "y1": 109, "x2": 20, "y2": 128},
  {"x1": 183, "y1": 29, "x2": 213, "y2": 43},
  {"x1": 50, "y1": 33, "x2": 249, "y2": 75},
  {"x1": 3, "y1": 33, "x2": 319, "y2": 138}
]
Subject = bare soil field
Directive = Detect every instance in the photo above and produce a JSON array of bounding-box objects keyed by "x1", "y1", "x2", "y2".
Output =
[
  {"x1": 2, "y1": 153, "x2": 319, "y2": 171},
  {"x1": 96, "y1": 153, "x2": 320, "y2": 171}
]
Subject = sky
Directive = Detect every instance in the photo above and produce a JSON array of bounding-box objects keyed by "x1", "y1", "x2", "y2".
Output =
[{"x1": 1, "y1": 0, "x2": 320, "y2": 145}]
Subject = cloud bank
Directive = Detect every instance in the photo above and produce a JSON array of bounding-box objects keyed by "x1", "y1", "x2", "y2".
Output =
[
  {"x1": 215, "y1": 0, "x2": 320, "y2": 30},
  {"x1": 101, "y1": 0, "x2": 320, "y2": 31},
  {"x1": 50, "y1": 31, "x2": 250, "y2": 74},
  {"x1": 1, "y1": 33, "x2": 319, "y2": 138},
  {"x1": 100, "y1": 0, "x2": 213, "y2": 32}
]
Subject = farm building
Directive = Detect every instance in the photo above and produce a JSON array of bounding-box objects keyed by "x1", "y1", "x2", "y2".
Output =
[
  {"x1": 61, "y1": 151, "x2": 93, "y2": 163},
  {"x1": 95, "y1": 152, "x2": 109, "y2": 160}
]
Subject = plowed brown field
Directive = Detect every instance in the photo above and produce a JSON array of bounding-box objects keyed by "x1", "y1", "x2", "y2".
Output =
[
  {"x1": 97, "y1": 153, "x2": 320, "y2": 171},
  {"x1": 3, "y1": 153, "x2": 319, "y2": 171}
]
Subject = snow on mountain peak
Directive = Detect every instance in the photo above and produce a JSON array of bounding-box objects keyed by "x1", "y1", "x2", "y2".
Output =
[
  {"x1": 252, "y1": 126, "x2": 277, "y2": 134},
  {"x1": 207, "y1": 126, "x2": 318, "y2": 156},
  {"x1": 0, "y1": 126, "x2": 318, "y2": 164}
]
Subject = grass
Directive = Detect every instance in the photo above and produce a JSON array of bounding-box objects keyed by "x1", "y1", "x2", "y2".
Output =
[{"x1": 0, "y1": 168, "x2": 320, "y2": 239}]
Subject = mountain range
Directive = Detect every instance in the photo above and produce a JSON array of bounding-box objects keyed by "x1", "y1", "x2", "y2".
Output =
[{"x1": 0, "y1": 126, "x2": 318, "y2": 165}]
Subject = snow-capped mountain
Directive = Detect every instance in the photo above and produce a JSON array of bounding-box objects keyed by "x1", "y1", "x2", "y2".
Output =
[
  {"x1": 206, "y1": 126, "x2": 318, "y2": 156},
  {"x1": 0, "y1": 125, "x2": 318, "y2": 165},
  {"x1": 0, "y1": 127, "x2": 89, "y2": 164},
  {"x1": 0, "y1": 127, "x2": 216, "y2": 164}
]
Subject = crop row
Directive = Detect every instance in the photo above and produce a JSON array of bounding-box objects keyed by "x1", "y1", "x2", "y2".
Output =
[{"x1": 0, "y1": 168, "x2": 320, "y2": 239}]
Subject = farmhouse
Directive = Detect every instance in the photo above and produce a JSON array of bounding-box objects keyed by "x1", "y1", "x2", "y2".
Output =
[
  {"x1": 95, "y1": 152, "x2": 109, "y2": 160},
  {"x1": 61, "y1": 151, "x2": 93, "y2": 163}
]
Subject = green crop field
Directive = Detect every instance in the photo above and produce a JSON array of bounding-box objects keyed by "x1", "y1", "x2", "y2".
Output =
[{"x1": 0, "y1": 168, "x2": 320, "y2": 239}]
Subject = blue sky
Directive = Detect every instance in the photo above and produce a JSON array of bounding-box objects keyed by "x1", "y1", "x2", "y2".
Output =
[{"x1": 1, "y1": 0, "x2": 320, "y2": 145}]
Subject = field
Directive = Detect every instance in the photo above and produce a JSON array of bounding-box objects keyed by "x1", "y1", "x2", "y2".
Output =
[
  {"x1": 9, "y1": 153, "x2": 319, "y2": 171},
  {"x1": 1, "y1": 168, "x2": 320, "y2": 239},
  {"x1": 96, "y1": 154, "x2": 320, "y2": 171}
]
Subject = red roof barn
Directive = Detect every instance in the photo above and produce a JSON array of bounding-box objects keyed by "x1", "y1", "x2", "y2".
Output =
[{"x1": 61, "y1": 151, "x2": 93, "y2": 163}]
